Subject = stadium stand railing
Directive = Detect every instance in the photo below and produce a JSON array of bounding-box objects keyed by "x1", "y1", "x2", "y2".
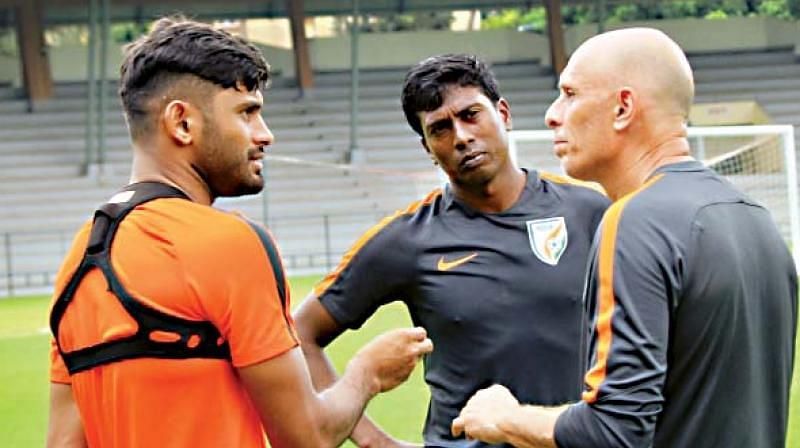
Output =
[{"x1": 2, "y1": 49, "x2": 800, "y2": 297}]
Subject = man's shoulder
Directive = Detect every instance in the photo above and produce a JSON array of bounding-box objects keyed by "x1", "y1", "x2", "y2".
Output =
[
  {"x1": 605, "y1": 175, "x2": 699, "y2": 245},
  {"x1": 142, "y1": 199, "x2": 268, "y2": 255},
  {"x1": 363, "y1": 187, "x2": 445, "y2": 239},
  {"x1": 537, "y1": 171, "x2": 610, "y2": 208},
  {"x1": 400, "y1": 187, "x2": 445, "y2": 215},
  {"x1": 536, "y1": 171, "x2": 611, "y2": 217}
]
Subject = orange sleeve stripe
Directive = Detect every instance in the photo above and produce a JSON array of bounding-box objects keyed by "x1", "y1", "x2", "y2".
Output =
[
  {"x1": 582, "y1": 174, "x2": 664, "y2": 403},
  {"x1": 539, "y1": 171, "x2": 607, "y2": 196},
  {"x1": 312, "y1": 188, "x2": 443, "y2": 298}
]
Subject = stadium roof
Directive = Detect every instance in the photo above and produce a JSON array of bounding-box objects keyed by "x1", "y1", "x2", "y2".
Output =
[{"x1": 1, "y1": 0, "x2": 624, "y2": 25}]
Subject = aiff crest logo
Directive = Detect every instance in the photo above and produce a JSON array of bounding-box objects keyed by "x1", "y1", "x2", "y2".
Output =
[{"x1": 526, "y1": 217, "x2": 568, "y2": 266}]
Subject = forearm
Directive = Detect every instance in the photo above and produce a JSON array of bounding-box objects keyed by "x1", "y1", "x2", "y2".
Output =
[
  {"x1": 498, "y1": 405, "x2": 566, "y2": 448},
  {"x1": 301, "y1": 338, "x2": 341, "y2": 391},
  {"x1": 303, "y1": 342, "x2": 395, "y2": 447},
  {"x1": 314, "y1": 356, "x2": 380, "y2": 446},
  {"x1": 47, "y1": 383, "x2": 87, "y2": 448}
]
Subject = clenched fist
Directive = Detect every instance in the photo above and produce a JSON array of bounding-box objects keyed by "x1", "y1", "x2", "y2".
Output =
[{"x1": 349, "y1": 327, "x2": 433, "y2": 394}]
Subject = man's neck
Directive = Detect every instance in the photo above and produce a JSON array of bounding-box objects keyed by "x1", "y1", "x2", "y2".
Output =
[
  {"x1": 129, "y1": 145, "x2": 213, "y2": 205},
  {"x1": 453, "y1": 165, "x2": 527, "y2": 213},
  {"x1": 600, "y1": 137, "x2": 692, "y2": 201}
]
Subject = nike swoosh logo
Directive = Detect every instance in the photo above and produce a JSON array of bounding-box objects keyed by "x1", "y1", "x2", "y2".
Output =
[{"x1": 437, "y1": 253, "x2": 478, "y2": 271}]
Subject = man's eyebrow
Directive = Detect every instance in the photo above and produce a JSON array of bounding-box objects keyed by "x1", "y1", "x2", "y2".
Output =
[
  {"x1": 238, "y1": 99, "x2": 263, "y2": 111},
  {"x1": 456, "y1": 103, "x2": 481, "y2": 114},
  {"x1": 425, "y1": 116, "x2": 450, "y2": 131}
]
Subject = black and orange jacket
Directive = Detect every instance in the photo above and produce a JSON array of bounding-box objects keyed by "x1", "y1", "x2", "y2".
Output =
[{"x1": 555, "y1": 161, "x2": 797, "y2": 448}]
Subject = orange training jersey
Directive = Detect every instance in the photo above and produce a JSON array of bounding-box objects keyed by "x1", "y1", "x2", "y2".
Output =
[{"x1": 49, "y1": 198, "x2": 298, "y2": 448}]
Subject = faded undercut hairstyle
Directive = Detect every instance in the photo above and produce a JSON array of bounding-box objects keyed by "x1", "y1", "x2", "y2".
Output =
[
  {"x1": 119, "y1": 17, "x2": 270, "y2": 140},
  {"x1": 401, "y1": 54, "x2": 501, "y2": 137}
]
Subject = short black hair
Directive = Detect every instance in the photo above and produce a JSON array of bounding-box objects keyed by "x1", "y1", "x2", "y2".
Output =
[
  {"x1": 119, "y1": 17, "x2": 270, "y2": 139},
  {"x1": 401, "y1": 54, "x2": 501, "y2": 137}
]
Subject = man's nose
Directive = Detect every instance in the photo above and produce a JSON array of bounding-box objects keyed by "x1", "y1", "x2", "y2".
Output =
[
  {"x1": 453, "y1": 121, "x2": 474, "y2": 150},
  {"x1": 253, "y1": 115, "x2": 274, "y2": 147},
  {"x1": 544, "y1": 101, "x2": 561, "y2": 129}
]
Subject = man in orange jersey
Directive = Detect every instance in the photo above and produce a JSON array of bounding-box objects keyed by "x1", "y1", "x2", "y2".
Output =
[
  {"x1": 47, "y1": 17, "x2": 432, "y2": 448},
  {"x1": 294, "y1": 54, "x2": 609, "y2": 447},
  {"x1": 452, "y1": 28, "x2": 796, "y2": 448}
]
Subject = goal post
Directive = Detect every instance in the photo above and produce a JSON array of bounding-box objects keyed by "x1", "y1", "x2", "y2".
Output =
[{"x1": 509, "y1": 125, "x2": 800, "y2": 271}]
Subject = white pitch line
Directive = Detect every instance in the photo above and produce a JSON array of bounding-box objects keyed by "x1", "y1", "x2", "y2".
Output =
[{"x1": 0, "y1": 326, "x2": 50, "y2": 340}]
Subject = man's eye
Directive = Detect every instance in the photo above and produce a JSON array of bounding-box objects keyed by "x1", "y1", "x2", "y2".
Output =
[
  {"x1": 243, "y1": 107, "x2": 260, "y2": 118},
  {"x1": 429, "y1": 125, "x2": 446, "y2": 136}
]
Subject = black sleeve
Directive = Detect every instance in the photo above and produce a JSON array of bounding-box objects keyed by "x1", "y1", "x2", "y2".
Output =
[
  {"x1": 315, "y1": 217, "x2": 416, "y2": 329},
  {"x1": 554, "y1": 201, "x2": 679, "y2": 448}
]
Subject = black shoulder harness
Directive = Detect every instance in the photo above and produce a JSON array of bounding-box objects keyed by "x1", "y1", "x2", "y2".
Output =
[{"x1": 50, "y1": 182, "x2": 283, "y2": 375}]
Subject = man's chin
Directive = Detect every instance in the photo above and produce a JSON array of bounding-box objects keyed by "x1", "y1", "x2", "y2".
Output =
[
  {"x1": 560, "y1": 158, "x2": 584, "y2": 180},
  {"x1": 219, "y1": 180, "x2": 265, "y2": 199},
  {"x1": 240, "y1": 181, "x2": 265, "y2": 197},
  {"x1": 563, "y1": 166, "x2": 597, "y2": 183}
]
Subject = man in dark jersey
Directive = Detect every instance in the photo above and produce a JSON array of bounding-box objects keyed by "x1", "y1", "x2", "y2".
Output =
[
  {"x1": 294, "y1": 54, "x2": 610, "y2": 447},
  {"x1": 453, "y1": 28, "x2": 797, "y2": 448}
]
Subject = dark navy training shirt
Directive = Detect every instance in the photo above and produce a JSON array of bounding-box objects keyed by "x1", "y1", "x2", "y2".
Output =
[
  {"x1": 555, "y1": 161, "x2": 798, "y2": 448},
  {"x1": 314, "y1": 170, "x2": 610, "y2": 447}
]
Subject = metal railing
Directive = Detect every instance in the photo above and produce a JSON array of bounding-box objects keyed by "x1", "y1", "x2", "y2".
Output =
[{"x1": 0, "y1": 209, "x2": 392, "y2": 298}]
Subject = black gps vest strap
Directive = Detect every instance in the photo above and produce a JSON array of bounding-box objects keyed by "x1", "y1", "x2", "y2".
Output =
[
  {"x1": 243, "y1": 220, "x2": 293, "y2": 334},
  {"x1": 50, "y1": 182, "x2": 245, "y2": 374}
]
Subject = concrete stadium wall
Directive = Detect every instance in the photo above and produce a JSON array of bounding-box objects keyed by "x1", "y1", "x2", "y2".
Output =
[
  {"x1": 565, "y1": 16, "x2": 800, "y2": 60},
  {"x1": 0, "y1": 16, "x2": 798, "y2": 87},
  {"x1": 0, "y1": 53, "x2": 16, "y2": 87},
  {"x1": 307, "y1": 28, "x2": 549, "y2": 74}
]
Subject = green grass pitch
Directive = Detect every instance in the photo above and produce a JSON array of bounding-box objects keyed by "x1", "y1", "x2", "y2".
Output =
[{"x1": 1, "y1": 275, "x2": 798, "y2": 447}]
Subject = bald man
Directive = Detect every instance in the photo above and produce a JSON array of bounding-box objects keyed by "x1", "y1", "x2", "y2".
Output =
[{"x1": 451, "y1": 28, "x2": 797, "y2": 448}]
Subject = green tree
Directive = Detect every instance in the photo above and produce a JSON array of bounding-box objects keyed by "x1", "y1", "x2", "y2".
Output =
[
  {"x1": 360, "y1": 12, "x2": 453, "y2": 33},
  {"x1": 482, "y1": 9, "x2": 522, "y2": 29},
  {"x1": 758, "y1": 0, "x2": 794, "y2": 18},
  {"x1": 482, "y1": 8, "x2": 547, "y2": 32},
  {"x1": 482, "y1": 1, "x2": 797, "y2": 31}
]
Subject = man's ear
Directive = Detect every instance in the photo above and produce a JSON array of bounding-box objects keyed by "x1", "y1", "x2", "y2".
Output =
[
  {"x1": 420, "y1": 136, "x2": 430, "y2": 154},
  {"x1": 162, "y1": 100, "x2": 198, "y2": 146},
  {"x1": 420, "y1": 137, "x2": 438, "y2": 166},
  {"x1": 613, "y1": 88, "x2": 635, "y2": 132},
  {"x1": 497, "y1": 97, "x2": 513, "y2": 131}
]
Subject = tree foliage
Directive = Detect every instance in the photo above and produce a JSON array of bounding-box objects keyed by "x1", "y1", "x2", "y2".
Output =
[
  {"x1": 359, "y1": 12, "x2": 454, "y2": 33},
  {"x1": 482, "y1": 0, "x2": 800, "y2": 31}
]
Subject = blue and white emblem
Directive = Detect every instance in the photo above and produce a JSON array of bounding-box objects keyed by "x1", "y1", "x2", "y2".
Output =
[{"x1": 526, "y1": 217, "x2": 568, "y2": 266}]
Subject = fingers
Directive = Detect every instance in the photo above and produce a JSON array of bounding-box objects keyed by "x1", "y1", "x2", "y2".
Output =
[
  {"x1": 352, "y1": 327, "x2": 435, "y2": 393},
  {"x1": 451, "y1": 417, "x2": 465, "y2": 437},
  {"x1": 382, "y1": 327, "x2": 433, "y2": 357},
  {"x1": 407, "y1": 327, "x2": 434, "y2": 357},
  {"x1": 416, "y1": 336, "x2": 434, "y2": 357},
  {"x1": 404, "y1": 326, "x2": 428, "y2": 341}
]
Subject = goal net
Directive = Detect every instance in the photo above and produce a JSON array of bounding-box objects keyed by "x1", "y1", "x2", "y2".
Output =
[{"x1": 509, "y1": 125, "x2": 800, "y2": 270}]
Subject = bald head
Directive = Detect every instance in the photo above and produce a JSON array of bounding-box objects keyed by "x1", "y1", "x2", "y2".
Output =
[{"x1": 570, "y1": 27, "x2": 694, "y2": 119}]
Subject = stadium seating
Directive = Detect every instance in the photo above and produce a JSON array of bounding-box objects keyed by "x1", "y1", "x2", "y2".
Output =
[{"x1": 1, "y1": 48, "x2": 799, "y2": 295}]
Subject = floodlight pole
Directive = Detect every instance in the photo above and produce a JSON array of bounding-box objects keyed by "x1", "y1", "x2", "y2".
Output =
[
  {"x1": 97, "y1": 0, "x2": 110, "y2": 170},
  {"x1": 84, "y1": 0, "x2": 97, "y2": 174},
  {"x1": 348, "y1": 0, "x2": 361, "y2": 164}
]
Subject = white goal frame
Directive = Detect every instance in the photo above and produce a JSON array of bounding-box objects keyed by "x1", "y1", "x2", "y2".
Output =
[{"x1": 509, "y1": 125, "x2": 800, "y2": 271}]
